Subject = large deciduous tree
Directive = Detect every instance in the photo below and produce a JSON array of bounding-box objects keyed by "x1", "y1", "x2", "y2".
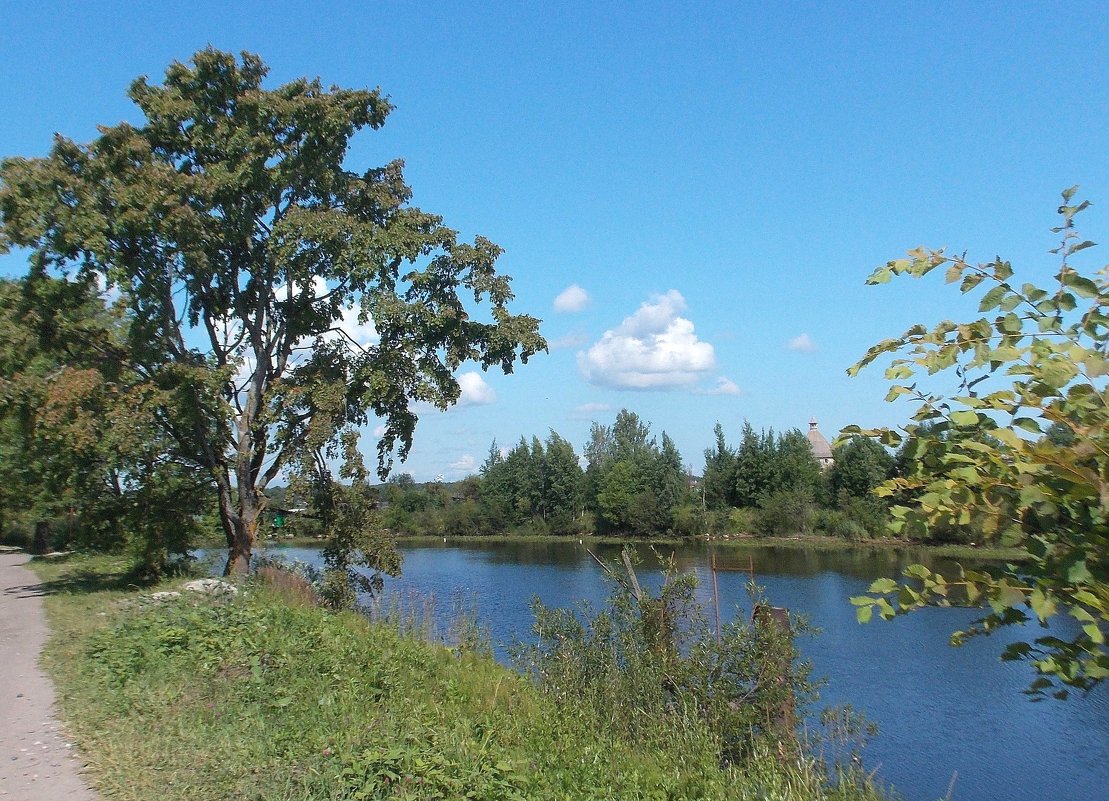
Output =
[
  {"x1": 0, "y1": 49, "x2": 544, "y2": 573},
  {"x1": 847, "y1": 189, "x2": 1108, "y2": 697}
]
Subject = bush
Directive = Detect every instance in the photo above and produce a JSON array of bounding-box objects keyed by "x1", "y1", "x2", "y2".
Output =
[
  {"x1": 756, "y1": 489, "x2": 817, "y2": 537},
  {"x1": 837, "y1": 495, "x2": 891, "y2": 539},
  {"x1": 728, "y1": 507, "x2": 760, "y2": 536},
  {"x1": 671, "y1": 502, "x2": 706, "y2": 537},
  {"x1": 815, "y1": 509, "x2": 868, "y2": 541},
  {"x1": 515, "y1": 549, "x2": 817, "y2": 765}
]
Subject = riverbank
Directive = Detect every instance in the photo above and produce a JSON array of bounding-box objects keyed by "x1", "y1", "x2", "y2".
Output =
[
  {"x1": 28, "y1": 552, "x2": 891, "y2": 801},
  {"x1": 249, "y1": 532, "x2": 1025, "y2": 564}
]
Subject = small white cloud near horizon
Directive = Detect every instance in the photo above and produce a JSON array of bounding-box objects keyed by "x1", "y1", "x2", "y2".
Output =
[
  {"x1": 578, "y1": 290, "x2": 715, "y2": 390},
  {"x1": 571, "y1": 401, "x2": 612, "y2": 419},
  {"x1": 447, "y1": 454, "x2": 477, "y2": 473},
  {"x1": 457, "y1": 371, "x2": 497, "y2": 406},
  {"x1": 697, "y1": 376, "x2": 742, "y2": 396},
  {"x1": 786, "y1": 333, "x2": 816, "y2": 353},
  {"x1": 554, "y1": 284, "x2": 590, "y2": 313}
]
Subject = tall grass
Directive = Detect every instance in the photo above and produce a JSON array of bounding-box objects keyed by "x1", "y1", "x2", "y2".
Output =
[{"x1": 32, "y1": 553, "x2": 895, "y2": 800}]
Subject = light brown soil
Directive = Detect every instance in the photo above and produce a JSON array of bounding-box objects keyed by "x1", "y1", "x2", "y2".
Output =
[{"x1": 0, "y1": 552, "x2": 99, "y2": 800}]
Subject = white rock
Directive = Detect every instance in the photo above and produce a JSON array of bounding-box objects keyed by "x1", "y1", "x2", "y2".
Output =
[
  {"x1": 182, "y1": 578, "x2": 239, "y2": 596},
  {"x1": 150, "y1": 591, "x2": 182, "y2": 601}
]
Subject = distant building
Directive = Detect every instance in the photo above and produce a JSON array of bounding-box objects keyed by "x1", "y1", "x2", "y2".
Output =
[{"x1": 806, "y1": 418, "x2": 834, "y2": 469}]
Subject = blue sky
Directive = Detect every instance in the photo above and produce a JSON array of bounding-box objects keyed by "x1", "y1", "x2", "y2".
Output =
[{"x1": 2, "y1": 1, "x2": 1108, "y2": 481}]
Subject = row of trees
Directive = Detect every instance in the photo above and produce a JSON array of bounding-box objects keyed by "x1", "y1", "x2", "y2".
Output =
[
  {"x1": 374, "y1": 411, "x2": 686, "y2": 538},
  {"x1": 369, "y1": 409, "x2": 906, "y2": 541}
]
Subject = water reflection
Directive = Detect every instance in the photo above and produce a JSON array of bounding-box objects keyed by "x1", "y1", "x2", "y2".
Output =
[{"x1": 251, "y1": 539, "x2": 1106, "y2": 801}]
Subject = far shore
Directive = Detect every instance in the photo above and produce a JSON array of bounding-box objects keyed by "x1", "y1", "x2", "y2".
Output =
[{"x1": 240, "y1": 531, "x2": 1025, "y2": 563}]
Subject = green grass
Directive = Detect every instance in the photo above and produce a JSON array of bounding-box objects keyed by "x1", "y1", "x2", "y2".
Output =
[{"x1": 30, "y1": 554, "x2": 894, "y2": 801}]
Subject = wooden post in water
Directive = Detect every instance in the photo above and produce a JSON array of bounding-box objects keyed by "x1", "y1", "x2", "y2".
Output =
[
  {"x1": 752, "y1": 603, "x2": 797, "y2": 753},
  {"x1": 711, "y1": 551, "x2": 721, "y2": 642}
]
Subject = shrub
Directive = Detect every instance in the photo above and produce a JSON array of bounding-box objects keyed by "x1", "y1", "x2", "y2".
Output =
[
  {"x1": 514, "y1": 549, "x2": 817, "y2": 765},
  {"x1": 815, "y1": 509, "x2": 868, "y2": 541},
  {"x1": 728, "y1": 507, "x2": 760, "y2": 536},
  {"x1": 756, "y1": 488, "x2": 817, "y2": 537}
]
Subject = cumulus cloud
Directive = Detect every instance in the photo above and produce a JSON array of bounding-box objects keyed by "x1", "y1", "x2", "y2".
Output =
[
  {"x1": 571, "y1": 401, "x2": 612, "y2": 419},
  {"x1": 457, "y1": 371, "x2": 497, "y2": 406},
  {"x1": 578, "y1": 290, "x2": 715, "y2": 390},
  {"x1": 448, "y1": 454, "x2": 477, "y2": 473},
  {"x1": 786, "y1": 333, "x2": 816, "y2": 352},
  {"x1": 299, "y1": 277, "x2": 380, "y2": 348},
  {"x1": 332, "y1": 304, "x2": 380, "y2": 348},
  {"x1": 697, "y1": 377, "x2": 742, "y2": 396},
  {"x1": 554, "y1": 284, "x2": 590, "y2": 313}
]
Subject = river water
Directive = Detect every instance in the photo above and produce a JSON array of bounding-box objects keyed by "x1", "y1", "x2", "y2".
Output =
[{"x1": 246, "y1": 539, "x2": 1107, "y2": 801}]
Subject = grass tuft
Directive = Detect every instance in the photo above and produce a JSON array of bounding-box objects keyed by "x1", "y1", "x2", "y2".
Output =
[{"x1": 31, "y1": 553, "x2": 896, "y2": 801}]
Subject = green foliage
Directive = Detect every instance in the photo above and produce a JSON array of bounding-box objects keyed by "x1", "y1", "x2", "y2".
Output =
[
  {"x1": 828, "y1": 437, "x2": 894, "y2": 502},
  {"x1": 735, "y1": 422, "x2": 779, "y2": 508},
  {"x1": 477, "y1": 431, "x2": 584, "y2": 534},
  {"x1": 847, "y1": 189, "x2": 1109, "y2": 697},
  {"x1": 0, "y1": 275, "x2": 212, "y2": 575},
  {"x1": 704, "y1": 422, "x2": 740, "y2": 509},
  {"x1": 41, "y1": 554, "x2": 892, "y2": 801},
  {"x1": 292, "y1": 433, "x2": 401, "y2": 610},
  {"x1": 516, "y1": 549, "x2": 818, "y2": 766},
  {"x1": 728, "y1": 422, "x2": 825, "y2": 511},
  {"x1": 0, "y1": 49, "x2": 544, "y2": 573},
  {"x1": 582, "y1": 410, "x2": 689, "y2": 536},
  {"x1": 757, "y1": 488, "x2": 818, "y2": 537},
  {"x1": 729, "y1": 507, "x2": 761, "y2": 536}
]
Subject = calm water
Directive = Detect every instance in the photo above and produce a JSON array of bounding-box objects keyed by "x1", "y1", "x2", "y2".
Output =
[{"x1": 247, "y1": 539, "x2": 1108, "y2": 801}]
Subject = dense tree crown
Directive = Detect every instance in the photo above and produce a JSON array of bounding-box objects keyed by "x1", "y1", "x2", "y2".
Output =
[
  {"x1": 0, "y1": 49, "x2": 544, "y2": 574},
  {"x1": 847, "y1": 189, "x2": 1108, "y2": 697},
  {"x1": 0, "y1": 275, "x2": 212, "y2": 573}
]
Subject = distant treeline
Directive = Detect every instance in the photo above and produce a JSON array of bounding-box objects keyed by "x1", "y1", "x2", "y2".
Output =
[{"x1": 273, "y1": 409, "x2": 981, "y2": 543}]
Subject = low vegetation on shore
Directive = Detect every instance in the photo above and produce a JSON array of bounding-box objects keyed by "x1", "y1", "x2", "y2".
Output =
[{"x1": 32, "y1": 553, "x2": 893, "y2": 801}]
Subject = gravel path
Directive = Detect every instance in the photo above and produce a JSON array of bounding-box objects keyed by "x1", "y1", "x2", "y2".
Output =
[{"x1": 0, "y1": 552, "x2": 99, "y2": 800}]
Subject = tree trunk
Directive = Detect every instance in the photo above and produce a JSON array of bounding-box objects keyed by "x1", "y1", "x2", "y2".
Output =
[
  {"x1": 32, "y1": 520, "x2": 51, "y2": 555},
  {"x1": 223, "y1": 471, "x2": 263, "y2": 576},
  {"x1": 217, "y1": 470, "x2": 257, "y2": 576}
]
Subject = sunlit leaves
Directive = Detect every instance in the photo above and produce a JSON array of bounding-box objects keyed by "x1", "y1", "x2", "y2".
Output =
[
  {"x1": 0, "y1": 49, "x2": 546, "y2": 573},
  {"x1": 848, "y1": 189, "x2": 1109, "y2": 698}
]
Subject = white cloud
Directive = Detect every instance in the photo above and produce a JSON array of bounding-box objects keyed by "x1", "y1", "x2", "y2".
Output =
[
  {"x1": 303, "y1": 278, "x2": 380, "y2": 349},
  {"x1": 549, "y1": 330, "x2": 590, "y2": 351},
  {"x1": 448, "y1": 454, "x2": 477, "y2": 473},
  {"x1": 372, "y1": 424, "x2": 387, "y2": 438},
  {"x1": 578, "y1": 290, "x2": 716, "y2": 390},
  {"x1": 554, "y1": 284, "x2": 590, "y2": 313},
  {"x1": 571, "y1": 402, "x2": 612, "y2": 419},
  {"x1": 333, "y1": 304, "x2": 379, "y2": 348},
  {"x1": 786, "y1": 333, "x2": 816, "y2": 353},
  {"x1": 697, "y1": 376, "x2": 742, "y2": 396},
  {"x1": 457, "y1": 371, "x2": 497, "y2": 406}
]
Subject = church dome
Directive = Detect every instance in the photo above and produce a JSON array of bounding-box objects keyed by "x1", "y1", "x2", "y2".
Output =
[{"x1": 806, "y1": 418, "x2": 834, "y2": 467}]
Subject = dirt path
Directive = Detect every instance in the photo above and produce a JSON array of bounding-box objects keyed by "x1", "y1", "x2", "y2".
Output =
[{"x1": 0, "y1": 552, "x2": 99, "y2": 800}]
